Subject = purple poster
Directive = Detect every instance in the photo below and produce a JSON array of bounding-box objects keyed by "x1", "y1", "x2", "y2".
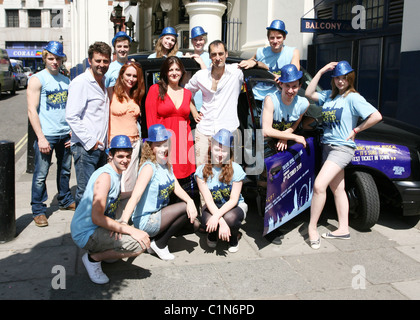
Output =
[
  {"x1": 263, "y1": 137, "x2": 316, "y2": 236},
  {"x1": 352, "y1": 140, "x2": 411, "y2": 179}
]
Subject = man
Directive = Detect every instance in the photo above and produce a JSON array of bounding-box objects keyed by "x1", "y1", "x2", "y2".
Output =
[
  {"x1": 105, "y1": 31, "x2": 132, "y2": 96},
  {"x1": 71, "y1": 135, "x2": 150, "y2": 284},
  {"x1": 186, "y1": 40, "x2": 244, "y2": 167},
  {"x1": 27, "y1": 41, "x2": 75, "y2": 227},
  {"x1": 239, "y1": 20, "x2": 300, "y2": 104},
  {"x1": 66, "y1": 42, "x2": 111, "y2": 206}
]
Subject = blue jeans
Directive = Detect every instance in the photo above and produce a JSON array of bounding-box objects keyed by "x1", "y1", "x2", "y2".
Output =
[
  {"x1": 71, "y1": 143, "x2": 107, "y2": 206},
  {"x1": 31, "y1": 134, "x2": 74, "y2": 216}
]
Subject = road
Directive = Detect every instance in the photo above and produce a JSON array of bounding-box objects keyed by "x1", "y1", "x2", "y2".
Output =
[{"x1": 0, "y1": 89, "x2": 29, "y2": 162}]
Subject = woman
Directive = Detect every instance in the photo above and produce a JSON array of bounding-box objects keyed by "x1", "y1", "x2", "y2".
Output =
[
  {"x1": 148, "y1": 27, "x2": 183, "y2": 59},
  {"x1": 184, "y1": 26, "x2": 211, "y2": 114},
  {"x1": 109, "y1": 61, "x2": 145, "y2": 193},
  {"x1": 120, "y1": 124, "x2": 198, "y2": 260},
  {"x1": 195, "y1": 129, "x2": 248, "y2": 253},
  {"x1": 145, "y1": 56, "x2": 196, "y2": 193},
  {"x1": 305, "y1": 61, "x2": 382, "y2": 249}
]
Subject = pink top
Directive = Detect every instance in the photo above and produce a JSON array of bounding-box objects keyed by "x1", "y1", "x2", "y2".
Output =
[{"x1": 109, "y1": 93, "x2": 141, "y2": 143}]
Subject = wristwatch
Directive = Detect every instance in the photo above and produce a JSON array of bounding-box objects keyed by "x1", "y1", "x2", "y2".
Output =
[{"x1": 253, "y1": 59, "x2": 258, "y2": 67}]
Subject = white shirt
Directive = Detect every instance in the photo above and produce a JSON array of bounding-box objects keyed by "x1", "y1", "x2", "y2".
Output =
[
  {"x1": 185, "y1": 63, "x2": 243, "y2": 135},
  {"x1": 66, "y1": 68, "x2": 109, "y2": 151}
]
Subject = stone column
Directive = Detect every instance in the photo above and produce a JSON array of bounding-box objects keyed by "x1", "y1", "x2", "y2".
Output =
[{"x1": 185, "y1": 1, "x2": 226, "y2": 50}]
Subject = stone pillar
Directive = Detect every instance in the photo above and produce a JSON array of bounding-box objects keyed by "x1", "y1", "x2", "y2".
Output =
[{"x1": 185, "y1": 1, "x2": 227, "y2": 50}]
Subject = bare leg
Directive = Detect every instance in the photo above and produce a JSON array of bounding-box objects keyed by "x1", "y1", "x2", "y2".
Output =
[
  {"x1": 308, "y1": 160, "x2": 343, "y2": 241},
  {"x1": 328, "y1": 169, "x2": 350, "y2": 235},
  {"x1": 90, "y1": 249, "x2": 143, "y2": 262}
]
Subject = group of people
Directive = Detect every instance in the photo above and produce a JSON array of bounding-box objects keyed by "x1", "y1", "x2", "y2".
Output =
[{"x1": 27, "y1": 19, "x2": 382, "y2": 285}]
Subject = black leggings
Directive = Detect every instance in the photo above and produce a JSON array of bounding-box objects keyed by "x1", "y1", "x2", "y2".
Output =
[
  {"x1": 201, "y1": 205, "x2": 244, "y2": 241},
  {"x1": 154, "y1": 202, "x2": 189, "y2": 249}
]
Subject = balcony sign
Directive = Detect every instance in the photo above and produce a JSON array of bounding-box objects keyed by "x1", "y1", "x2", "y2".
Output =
[{"x1": 301, "y1": 18, "x2": 355, "y2": 33}]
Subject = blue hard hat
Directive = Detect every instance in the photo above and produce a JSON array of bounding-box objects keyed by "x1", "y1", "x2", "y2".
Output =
[
  {"x1": 110, "y1": 135, "x2": 133, "y2": 149},
  {"x1": 44, "y1": 41, "x2": 66, "y2": 57},
  {"x1": 190, "y1": 26, "x2": 207, "y2": 39},
  {"x1": 212, "y1": 129, "x2": 234, "y2": 148},
  {"x1": 279, "y1": 64, "x2": 303, "y2": 83},
  {"x1": 160, "y1": 27, "x2": 178, "y2": 38},
  {"x1": 112, "y1": 31, "x2": 132, "y2": 47},
  {"x1": 266, "y1": 20, "x2": 288, "y2": 35},
  {"x1": 332, "y1": 61, "x2": 354, "y2": 77},
  {"x1": 145, "y1": 124, "x2": 172, "y2": 142}
]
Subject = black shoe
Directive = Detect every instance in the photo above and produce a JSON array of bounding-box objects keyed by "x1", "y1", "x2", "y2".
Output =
[{"x1": 264, "y1": 229, "x2": 284, "y2": 245}]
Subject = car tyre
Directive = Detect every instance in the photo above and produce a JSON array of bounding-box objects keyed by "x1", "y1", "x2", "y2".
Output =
[{"x1": 346, "y1": 171, "x2": 380, "y2": 230}]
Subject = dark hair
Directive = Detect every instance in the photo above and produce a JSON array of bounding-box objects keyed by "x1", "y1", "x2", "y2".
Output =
[
  {"x1": 114, "y1": 61, "x2": 145, "y2": 104},
  {"x1": 88, "y1": 42, "x2": 112, "y2": 60},
  {"x1": 158, "y1": 56, "x2": 186, "y2": 100},
  {"x1": 266, "y1": 29, "x2": 287, "y2": 39},
  {"x1": 208, "y1": 40, "x2": 228, "y2": 54},
  {"x1": 109, "y1": 148, "x2": 132, "y2": 157}
]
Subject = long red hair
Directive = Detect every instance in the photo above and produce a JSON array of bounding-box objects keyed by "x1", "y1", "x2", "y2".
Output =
[{"x1": 114, "y1": 61, "x2": 145, "y2": 104}]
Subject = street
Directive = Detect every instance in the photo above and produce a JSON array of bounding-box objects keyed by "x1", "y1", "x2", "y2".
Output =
[{"x1": 0, "y1": 89, "x2": 29, "y2": 162}]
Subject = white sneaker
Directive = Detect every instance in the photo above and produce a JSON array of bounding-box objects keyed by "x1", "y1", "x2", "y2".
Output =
[
  {"x1": 82, "y1": 253, "x2": 109, "y2": 284},
  {"x1": 228, "y1": 243, "x2": 239, "y2": 253},
  {"x1": 150, "y1": 240, "x2": 175, "y2": 260}
]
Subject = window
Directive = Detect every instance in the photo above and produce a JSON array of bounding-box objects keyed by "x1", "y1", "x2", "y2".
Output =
[
  {"x1": 6, "y1": 10, "x2": 19, "y2": 28},
  {"x1": 361, "y1": 0, "x2": 385, "y2": 29},
  {"x1": 28, "y1": 10, "x2": 42, "y2": 28}
]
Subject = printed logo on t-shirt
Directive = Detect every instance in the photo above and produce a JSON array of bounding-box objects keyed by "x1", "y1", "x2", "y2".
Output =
[{"x1": 46, "y1": 89, "x2": 68, "y2": 111}]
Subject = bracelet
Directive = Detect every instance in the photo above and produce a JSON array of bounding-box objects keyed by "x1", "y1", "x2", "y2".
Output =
[
  {"x1": 353, "y1": 128, "x2": 358, "y2": 134},
  {"x1": 253, "y1": 59, "x2": 258, "y2": 67}
]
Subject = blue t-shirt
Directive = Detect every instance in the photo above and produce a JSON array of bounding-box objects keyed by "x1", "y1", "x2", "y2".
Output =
[
  {"x1": 70, "y1": 164, "x2": 121, "y2": 248},
  {"x1": 195, "y1": 162, "x2": 246, "y2": 208},
  {"x1": 34, "y1": 69, "x2": 71, "y2": 136},
  {"x1": 104, "y1": 60, "x2": 124, "y2": 88},
  {"x1": 262, "y1": 92, "x2": 309, "y2": 131},
  {"x1": 317, "y1": 90, "x2": 377, "y2": 148},
  {"x1": 253, "y1": 45, "x2": 296, "y2": 101},
  {"x1": 192, "y1": 51, "x2": 212, "y2": 112},
  {"x1": 131, "y1": 161, "x2": 175, "y2": 230}
]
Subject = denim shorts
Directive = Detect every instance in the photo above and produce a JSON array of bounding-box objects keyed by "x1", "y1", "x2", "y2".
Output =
[
  {"x1": 322, "y1": 144, "x2": 355, "y2": 169},
  {"x1": 143, "y1": 210, "x2": 162, "y2": 237}
]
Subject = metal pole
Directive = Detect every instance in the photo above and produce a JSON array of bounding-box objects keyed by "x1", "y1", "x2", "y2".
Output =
[
  {"x1": 26, "y1": 119, "x2": 35, "y2": 173},
  {"x1": 0, "y1": 141, "x2": 16, "y2": 243}
]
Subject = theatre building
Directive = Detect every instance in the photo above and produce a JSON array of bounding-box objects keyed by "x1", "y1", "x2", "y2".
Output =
[{"x1": 307, "y1": 0, "x2": 420, "y2": 128}]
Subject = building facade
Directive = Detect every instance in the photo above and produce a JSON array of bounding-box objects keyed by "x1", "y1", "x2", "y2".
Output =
[{"x1": 0, "y1": 0, "x2": 72, "y2": 71}]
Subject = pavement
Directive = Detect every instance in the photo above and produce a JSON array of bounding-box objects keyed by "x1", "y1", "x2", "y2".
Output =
[{"x1": 1, "y1": 150, "x2": 420, "y2": 302}]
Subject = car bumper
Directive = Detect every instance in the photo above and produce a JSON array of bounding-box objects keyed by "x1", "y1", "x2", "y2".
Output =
[{"x1": 394, "y1": 181, "x2": 420, "y2": 216}]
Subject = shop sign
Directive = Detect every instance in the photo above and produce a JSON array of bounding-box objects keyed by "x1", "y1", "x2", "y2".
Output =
[{"x1": 6, "y1": 49, "x2": 43, "y2": 58}]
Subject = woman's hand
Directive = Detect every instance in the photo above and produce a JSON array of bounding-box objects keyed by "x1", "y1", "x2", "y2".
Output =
[
  {"x1": 186, "y1": 199, "x2": 198, "y2": 223},
  {"x1": 218, "y1": 220, "x2": 231, "y2": 242},
  {"x1": 206, "y1": 214, "x2": 220, "y2": 233}
]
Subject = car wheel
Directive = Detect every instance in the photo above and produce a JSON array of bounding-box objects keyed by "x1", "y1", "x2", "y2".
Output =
[
  {"x1": 346, "y1": 171, "x2": 380, "y2": 230},
  {"x1": 11, "y1": 83, "x2": 16, "y2": 95}
]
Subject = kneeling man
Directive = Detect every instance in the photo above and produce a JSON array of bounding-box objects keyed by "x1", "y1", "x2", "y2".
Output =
[{"x1": 71, "y1": 135, "x2": 150, "y2": 284}]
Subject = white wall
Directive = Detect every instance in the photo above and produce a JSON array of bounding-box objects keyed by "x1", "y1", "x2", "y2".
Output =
[{"x1": 401, "y1": 0, "x2": 420, "y2": 52}]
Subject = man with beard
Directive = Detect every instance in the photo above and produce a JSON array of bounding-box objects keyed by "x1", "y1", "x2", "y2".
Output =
[
  {"x1": 66, "y1": 42, "x2": 112, "y2": 206},
  {"x1": 105, "y1": 31, "x2": 132, "y2": 97}
]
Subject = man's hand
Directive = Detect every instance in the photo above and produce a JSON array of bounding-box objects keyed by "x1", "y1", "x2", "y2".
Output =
[{"x1": 38, "y1": 137, "x2": 51, "y2": 154}]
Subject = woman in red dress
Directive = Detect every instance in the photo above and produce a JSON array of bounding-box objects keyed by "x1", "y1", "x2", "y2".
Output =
[{"x1": 145, "y1": 56, "x2": 196, "y2": 192}]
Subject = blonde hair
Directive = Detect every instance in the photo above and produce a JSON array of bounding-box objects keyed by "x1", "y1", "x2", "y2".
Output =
[
  {"x1": 154, "y1": 36, "x2": 179, "y2": 58},
  {"x1": 139, "y1": 140, "x2": 173, "y2": 173}
]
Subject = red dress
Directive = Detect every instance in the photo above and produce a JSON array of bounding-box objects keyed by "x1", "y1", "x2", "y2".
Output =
[{"x1": 145, "y1": 83, "x2": 196, "y2": 179}]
